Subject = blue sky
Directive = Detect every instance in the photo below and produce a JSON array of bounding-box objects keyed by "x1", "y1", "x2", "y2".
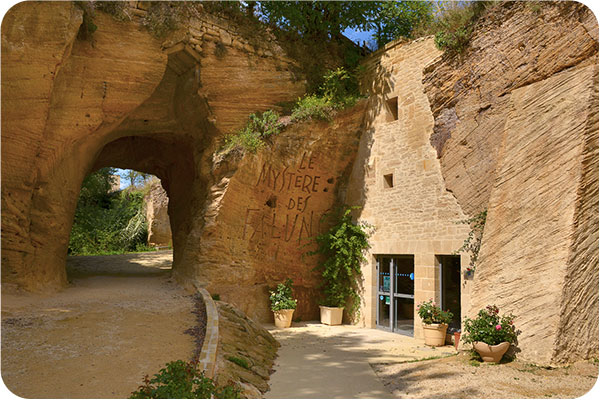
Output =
[{"x1": 343, "y1": 27, "x2": 377, "y2": 50}]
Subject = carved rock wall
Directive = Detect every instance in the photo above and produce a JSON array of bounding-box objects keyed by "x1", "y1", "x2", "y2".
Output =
[
  {"x1": 1, "y1": 1, "x2": 364, "y2": 326},
  {"x1": 184, "y1": 103, "x2": 367, "y2": 322},
  {"x1": 1, "y1": 2, "x2": 305, "y2": 293},
  {"x1": 423, "y1": 1, "x2": 598, "y2": 365},
  {"x1": 1, "y1": 2, "x2": 168, "y2": 291},
  {"x1": 144, "y1": 180, "x2": 172, "y2": 247},
  {"x1": 423, "y1": 1, "x2": 598, "y2": 216}
]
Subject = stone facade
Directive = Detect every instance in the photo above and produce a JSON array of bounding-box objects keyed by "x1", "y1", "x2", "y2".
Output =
[{"x1": 346, "y1": 37, "x2": 471, "y2": 340}]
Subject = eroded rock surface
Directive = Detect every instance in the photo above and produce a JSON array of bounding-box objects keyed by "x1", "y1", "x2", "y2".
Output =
[
  {"x1": 423, "y1": 1, "x2": 598, "y2": 365},
  {"x1": 423, "y1": 1, "x2": 598, "y2": 216},
  {"x1": 144, "y1": 180, "x2": 172, "y2": 247},
  {"x1": 214, "y1": 301, "x2": 279, "y2": 398}
]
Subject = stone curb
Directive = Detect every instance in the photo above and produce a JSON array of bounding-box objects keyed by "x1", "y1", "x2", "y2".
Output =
[{"x1": 195, "y1": 286, "x2": 219, "y2": 379}]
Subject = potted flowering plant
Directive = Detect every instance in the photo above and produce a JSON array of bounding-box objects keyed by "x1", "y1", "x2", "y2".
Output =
[
  {"x1": 417, "y1": 299, "x2": 453, "y2": 346},
  {"x1": 462, "y1": 305, "x2": 519, "y2": 362},
  {"x1": 269, "y1": 278, "x2": 297, "y2": 328}
]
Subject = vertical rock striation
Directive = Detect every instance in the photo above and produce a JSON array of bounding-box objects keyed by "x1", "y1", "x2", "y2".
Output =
[{"x1": 423, "y1": 1, "x2": 598, "y2": 365}]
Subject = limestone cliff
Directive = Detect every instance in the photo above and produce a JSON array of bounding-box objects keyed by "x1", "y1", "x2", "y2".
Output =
[
  {"x1": 423, "y1": 1, "x2": 598, "y2": 365},
  {"x1": 144, "y1": 180, "x2": 172, "y2": 247},
  {"x1": 1, "y1": 2, "x2": 365, "y2": 323}
]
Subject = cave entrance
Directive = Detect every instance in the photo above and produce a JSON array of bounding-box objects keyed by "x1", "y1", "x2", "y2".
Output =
[
  {"x1": 67, "y1": 168, "x2": 172, "y2": 257},
  {"x1": 66, "y1": 167, "x2": 174, "y2": 280}
]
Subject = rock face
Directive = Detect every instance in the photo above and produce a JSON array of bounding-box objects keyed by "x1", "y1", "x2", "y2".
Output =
[
  {"x1": 214, "y1": 301, "x2": 279, "y2": 398},
  {"x1": 184, "y1": 103, "x2": 367, "y2": 322},
  {"x1": 423, "y1": 1, "x2": 598, "y2": 216},
  {"x1": 1, "y1": 2, "x2": 364, "y2": 323},
  {"x1": 423, "y1": 1, "x2": 598, "y2": 365},
  {"x1": 1, "y1": 2, "x2": 168, "y2": 291},
  {"x1": 144, "y1": 180, "x2": 172, "y2": 246}
]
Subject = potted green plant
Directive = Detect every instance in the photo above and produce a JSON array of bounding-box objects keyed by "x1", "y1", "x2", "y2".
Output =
[
  {"x1": 310, "y1": 207, "x2": 372, "y2": 325},
  {"x1": 269, "y1": 278, "x2": 297, "y2": 328},
  {"x1": 417, "y1": 299, "x2": 453, "y2": 346},
  {"x1": 462, "y1": 305, "x2": 519, "y2": 362}
]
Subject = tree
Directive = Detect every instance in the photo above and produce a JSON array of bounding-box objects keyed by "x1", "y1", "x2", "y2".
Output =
[
  {"x1": 123, "y1": 169, "x2": 151, "y2": 189},
  {"x1": 257, "y1": 1, "x2": 434, "y2": 46},
  {"x1": 372, "y1": 1, "x2": 434, "y2": 47}
]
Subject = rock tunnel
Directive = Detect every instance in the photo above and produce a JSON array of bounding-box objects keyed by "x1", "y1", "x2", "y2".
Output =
[{"x1": 1, "y1": 2, "x2": 367, "y2": 322}]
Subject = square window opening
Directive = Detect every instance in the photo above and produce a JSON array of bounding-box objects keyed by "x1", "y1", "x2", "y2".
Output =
[
  {"x1": 384, "y1": 173, "x2": 394, "y2": 188},
  {"x1": 386, "y1": 97, "x2": 399, "y2": 121}
]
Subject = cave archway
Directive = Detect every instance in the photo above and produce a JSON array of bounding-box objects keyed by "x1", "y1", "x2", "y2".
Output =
[{"x1": 83, "y1": 134, "x2": 197, "y2": 277}]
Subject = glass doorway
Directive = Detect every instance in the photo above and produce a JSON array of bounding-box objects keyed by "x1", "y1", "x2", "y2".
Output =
[
  {"x1": 437, "y1": 255, "x2": 461, "y2": 331},
  {"x1": 376, "y1": 255, "x2": 415, "y2": 336}
]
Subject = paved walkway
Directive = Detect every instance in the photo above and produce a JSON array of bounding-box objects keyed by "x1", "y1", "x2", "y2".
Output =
[{"x1": 265, "y1": 322, "x2": 456, "y2": 399}]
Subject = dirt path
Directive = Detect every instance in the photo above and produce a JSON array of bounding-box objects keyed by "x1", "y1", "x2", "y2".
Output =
[
  {"x1": 1, "y1": 251, "x2": 197, "y2": 398},
  {"x1": 373, "y1": 352, "x2": 598, "y2": 398}
]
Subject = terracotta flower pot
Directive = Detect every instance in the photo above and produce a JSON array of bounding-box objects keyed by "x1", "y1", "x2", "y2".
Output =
[
  {"x1": 319, "y1": 306, "x2": 344, "y2": 325},
  {"x1": 454, "y1": 332, "x2": 461, "y2": 350},
  {"x1": 422, "y1": 323, "x2": 448, "y2": 346},
  {"x1": 273, "y1": 309, "x2": 295, "y2": 328},
  {"x1": 473, "y1": 341, "x2": 510, "y2": 363}
]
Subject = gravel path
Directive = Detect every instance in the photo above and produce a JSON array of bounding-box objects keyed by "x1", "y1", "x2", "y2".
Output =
[
  {"x1": 1, "y1": 251, "x2": 198, "y2": 398},
  {"x1": 373, "y1": 352, "x2": 598, "y2": 398}
]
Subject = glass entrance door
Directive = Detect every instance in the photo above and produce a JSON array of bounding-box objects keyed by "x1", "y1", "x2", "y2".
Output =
[{"x1": 376, "y1": 255, "x2": 415, "y2": 336}]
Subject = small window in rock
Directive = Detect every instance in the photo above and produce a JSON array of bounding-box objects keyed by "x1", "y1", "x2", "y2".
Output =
[
  {"x1": 386, "y1": 97, "x2": 398, "y2": 121},
  {"x1": 383, "y1": 173, "x2": 394, "y2": 188}
]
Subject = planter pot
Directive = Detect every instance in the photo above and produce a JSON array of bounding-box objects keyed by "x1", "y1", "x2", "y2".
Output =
[
  {"x1": 422, "y1": 323, "x2": 448, "y2": 346},
  {"x1": 473, "y1": 341, "x2": 510, "y2": 363},
  {"x1": 273, "y1": 309, "x2": 295, "y2": 328},
  {"x1": 453, "y1": 332, "x2": 461, "y2": 350},
  {"x1": 319, "y1": 306, "x2": 344, "y2": 325}
]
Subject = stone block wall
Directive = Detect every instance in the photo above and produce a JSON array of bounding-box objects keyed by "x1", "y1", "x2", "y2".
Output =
[{"x1": 346, "y1": 37, "x2": 471, "y2": 339}]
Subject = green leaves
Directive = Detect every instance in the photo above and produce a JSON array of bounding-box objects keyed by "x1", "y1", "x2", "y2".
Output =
[
  {"x1": 69, "y1": 170, "x2": 151, "y2": 255},
  {"x1": 417, "y1": 299, "x2": 454, "y2": 325},
  {"x1": 223, "y1": 110, "x2": 283, "y2": 153},
  {"x1": 269, "y1": 278, "x2": 298, "y2": 311},
  {"x1": 130, "y1": 360, "x2": 240, "y2": 399},
  {"x1": 462, "y1": 305, "x2": 519, "y2": 346},
  {"x1": 309, "y1": 207, "x2": 372, "y2": 320},
  {"x1": 455, "y1": 209, "x2": 487, "y2": 271}
]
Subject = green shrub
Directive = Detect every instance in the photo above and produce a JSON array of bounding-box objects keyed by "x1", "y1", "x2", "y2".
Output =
[
  {"x1": 223, "y1": 110, "x2": 283, "y2": 153},
  {"x1": 419, "y1": 1, "x2": 493, "y2": 54},
  {"x1": 416, "y1": 299, "x2": 453, "y2": 325},
  {"x1": 308, "y1": 207, "x2": 372, "y2": 321},
  {"x1": 462, "y1": 305, "x2": 519, "y2": 346},
  {"x1": 291, "y1": 94, "x2": 337, "y2": 122},
  {"x1": 291, "y1": 67, "x2": 362, "y2": 122},
  {"x1": 130, "y1": 360, "x2": 240, "y2": 399},
  {"x1": 269, "y1": 278, "x2": 297, "y2": 311},
  {"x1": 455, "y1": 209, "x2": 487, "y2": 272}
]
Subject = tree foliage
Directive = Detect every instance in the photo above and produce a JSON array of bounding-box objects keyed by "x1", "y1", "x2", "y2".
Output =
[
  {"x1": 69, "y1": 168, "x2": 152, "y2": 255},
  {"x1": 258, "y1": 1, "x2": 433, "y2": 46}
]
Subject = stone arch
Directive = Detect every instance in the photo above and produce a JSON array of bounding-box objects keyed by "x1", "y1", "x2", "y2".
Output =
[
  {"x1": 89, "y1": 135, "x2": 196, "y2": 274},
  {"x1": 1, "y1": 1, "x2": 307, "y2": 294}
]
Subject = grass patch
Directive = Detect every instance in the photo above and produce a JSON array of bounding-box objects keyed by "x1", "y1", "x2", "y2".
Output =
[
  {"x1": 222, "y1": 110, "x2": 282, "y2": 153},
  {"x1": 226, "y1": 356, "x2": 250, "y2": 369}
]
